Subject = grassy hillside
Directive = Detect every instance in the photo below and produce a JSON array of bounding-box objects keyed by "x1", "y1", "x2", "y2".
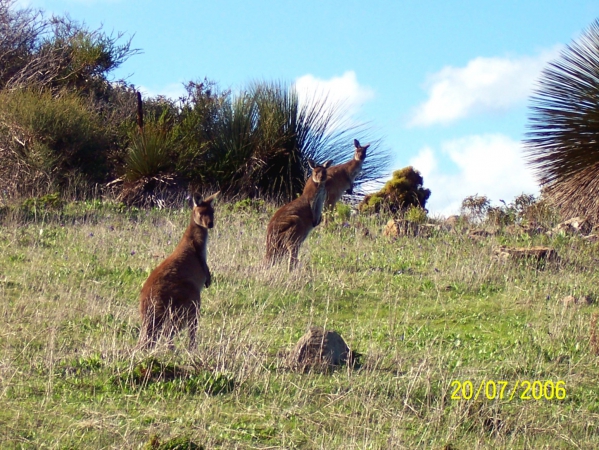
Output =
[{"x1": 0, "y1": 199, "x2": 598, "y2": 449}]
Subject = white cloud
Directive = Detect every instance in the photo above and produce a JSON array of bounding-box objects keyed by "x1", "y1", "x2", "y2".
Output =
[
  {"x1": 409, "y1": 146, "x2": 437, "y2": 179},
  {"x1": 137, "y1": 83, "x2": 187, "y2": 101},
  {"x1": 408, "y1": 47, "x2": 561, "y2": 127},
  {"x1": 294, "y1": 71, "x2": 375, "y2": 120},
  {"x1": 409, "y1": 134, "x2": 539, "y2": 216}
]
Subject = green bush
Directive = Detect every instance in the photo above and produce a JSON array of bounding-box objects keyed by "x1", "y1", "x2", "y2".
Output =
[
  {"x1": 0, "y1": 6, "x2": 138, "y2": 94},
  {"x1": 359, "y1": 166, "x2": 430, "y2": 214},
  {"x1": 0, "y1": 89, "x2": 111, "y2": 195},
  {"x1": 335, "y1": 202, "x2": 352, "y2": 221},
  {"x1": 123, "y1": 123, "x2": 174, "y2": 182},
  {"x1": 232, "y1": 198, "x2": 266, "y2": 212},
  {"x1": 404, "y1": 205, "x2": 428, "y2": 224}
]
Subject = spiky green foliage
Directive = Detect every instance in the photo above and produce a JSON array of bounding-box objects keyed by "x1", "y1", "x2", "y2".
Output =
[
  {"x1": 253, "y1": 82, "x2": 390, "y2": 199},
  {"x1": 359, "y1": 166, "x2": 431, "y2": 213},
  {"x1": 207, "y1": 89, "x2": 259, "y2": 193},
  {"x1": 525, "y1": 19, "x2": 599, "y2": 223},
  {"x1": 123, "y1": 123, "x2": 174, "y2": 182},
  {"x1": 172, "y1": 80, "x2": 390, "y2": 202}
]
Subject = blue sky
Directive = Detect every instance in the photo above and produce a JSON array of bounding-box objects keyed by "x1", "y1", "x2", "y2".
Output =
[{"x1": 19, "y1": 0, "x2": 599, "y2": 214}]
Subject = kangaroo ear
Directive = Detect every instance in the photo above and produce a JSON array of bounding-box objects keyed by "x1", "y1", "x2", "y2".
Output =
[
  {"x1": 203, "y1": 191, "x2": 220, "y2": 205},
  {"x1": 363, "y1": 143, "x2": 371, "y2": 150},
  {"x1": 354, "y1": 139, "x2": 361, "y2": 148},
  {"x1": 192, "y1": 193, "x2": 202, "y2": 207},
  {"x1": 323, "y1": 159, "x2": 333, "y2": 168},
  {"x1": 308, "y1": 159, "x2": 316, "y2": 170}
]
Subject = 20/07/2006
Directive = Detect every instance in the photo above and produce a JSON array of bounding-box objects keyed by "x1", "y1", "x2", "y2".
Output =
[{"x1": 450, "y1": 380, "x2": 566, "y2": 401}]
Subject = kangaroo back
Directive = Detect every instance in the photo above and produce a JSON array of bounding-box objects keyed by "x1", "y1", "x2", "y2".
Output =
[
  {"x1": 265, "y1": 160, "x2": 332, "y2": 271},
  {"x1": 137, "y1": 192, "x2": 218, "y2": 350}
]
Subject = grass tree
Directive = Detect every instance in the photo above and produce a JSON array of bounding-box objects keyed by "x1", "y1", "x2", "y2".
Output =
[
  {"x1": 525, "y1": 19, "x2": 599, "y2": 223},
  {"x1": 175, "y1": 80, "x2": 390, "y2": 203},
  {"x1": 224, "y1": 80, "x2": 391, "y2": 202}
]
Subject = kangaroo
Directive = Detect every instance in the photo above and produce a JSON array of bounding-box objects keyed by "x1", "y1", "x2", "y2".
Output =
[
  {"x1": 137, "y1": 192, "x2": 218, "y2": 350},
  {"x1": 265, "y1": 159, "x2": 332, "y2": 271},
  {"x1": 325, "y1": 139, "x2": 370, "y2": 209}
]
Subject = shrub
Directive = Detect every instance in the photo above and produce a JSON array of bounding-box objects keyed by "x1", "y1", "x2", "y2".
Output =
[
  {"x1": 460, "y1": 195, "x2": 490, "y2": 223},
  {"x1": 232, "y1": 197, "x2": 266, "y2": 213},
  {"x1": 0, "y1": 89, "x2": 111, "y2": 196},
  {"x1": 404, "y1": 205, "x2": 428, "y2": 224},
  {"x1": 0, "y1": 3, "x2": 138, "y2": 93},
  {"x1": 0, "y1": 1, "x2": 391, "y2": 202},
  {"x1": 359, "y1": 166, "x2": 430, "y2": 213},
  {"x1": 335, "y1": 202, "x2": 352, "y2": 221},
  {"x1": 459, "y1": 193, "x2": 560, "y2": 228}
]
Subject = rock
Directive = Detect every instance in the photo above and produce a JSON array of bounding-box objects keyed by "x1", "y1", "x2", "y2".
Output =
[
  {"x1": 579, "y1": 295, "x2": 595, "y2": 306},
  {"x1": 290, "y1": 327, "x2": 352, "y2": 371},
  {"x1": 493, "y1": 245, "x2": 557, "y2": 262},
  {"x1": 561, "y1": 295, "x2": 594, "y2": 307},
  {"x1": 445, "y1": 215, "x2": 461, "y2": 228},
  {"x1": 419, "y1": 223, "x2": 442, "y2": 237},
  {"x1": 383, "y1": 219, "x2": 439, "y2": 238},
  {"x1": 504, "y1": 223, "x2": 545, "y2": 237},
  {"x1": 383, "y1": 219, "x2": 416, "y2": 237},
  {"x1": 468, "y1": 228, "x2": 498, "y2": 239},
  {"x1": 552, "y1": 217, "x2": 592, "y2": 236},
  {"x1": 561, "y1": 295, "x2": 577, "y2": 307}
]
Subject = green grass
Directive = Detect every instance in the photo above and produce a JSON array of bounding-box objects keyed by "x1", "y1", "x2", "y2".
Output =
[{"x1": 1, "y1": 200, "x2": 599, "y2": 448}]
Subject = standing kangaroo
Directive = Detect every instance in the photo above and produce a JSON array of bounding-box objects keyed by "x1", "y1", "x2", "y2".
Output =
[
  {"x1": 265, "y1": 159, "x2": 332, "y2": 271},
  {"x1": 325, "y1": 139, "x2": 370, "y2": 209},
  {"x1": 137, "y1": 192, "x2": 218, "y2": 350}
]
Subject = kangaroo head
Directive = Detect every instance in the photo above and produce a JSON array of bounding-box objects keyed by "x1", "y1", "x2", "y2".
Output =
[
  {"x1": 192, "y1": 191, "x2": 219, "y2": 228},
  {"x1": 353, "y1": 139, "x2": 370, "y2": 162},
  {"x1": 308, "y1": 159, "x2": 333, "y2": 185}
]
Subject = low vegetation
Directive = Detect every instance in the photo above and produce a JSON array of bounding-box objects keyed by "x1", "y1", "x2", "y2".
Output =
[
  {"x1": 0, "y1": 2, "x2": 390, "y2": 204},
  {"x1": 1, "y1": 195, "x2": 598, "y2": 448},
  {"x1": 359, "y1": 166, "x2": 431, "y2": 213}
]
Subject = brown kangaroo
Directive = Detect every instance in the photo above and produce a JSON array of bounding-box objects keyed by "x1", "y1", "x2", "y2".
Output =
[
  {"x1": 325, "y1": 139, "x2": 370, "y2": 209},
  {"x1": 265, "y1": 159, "x2": 332, "y2": 271},
  {"x1": 137, "y1": 192, "x2": 218, "y2": 350}
]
